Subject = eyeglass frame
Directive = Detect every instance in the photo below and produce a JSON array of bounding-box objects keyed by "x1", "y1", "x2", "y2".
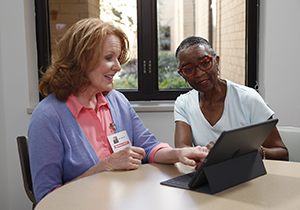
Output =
[{"x1": 177, "y1": 56, "x2": 214, "y2": 77}]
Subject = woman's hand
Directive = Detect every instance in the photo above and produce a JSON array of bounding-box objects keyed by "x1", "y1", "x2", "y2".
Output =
[
  {"x1": 206, "y1": 140, "x2": 216, "y2": 151},
  {"x1": 177, "y1": 146, "x2": 209, "y2": 170},
  {"x1": 102, "y1": 146, "x2": 146, "y2": 171},
  {"x1": 67, "y1": 146, "x2": 145, "y2": 184}
]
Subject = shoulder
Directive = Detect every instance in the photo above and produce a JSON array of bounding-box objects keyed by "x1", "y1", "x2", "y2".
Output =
[
  {"x1": 175, "y1": 89, "x2": 197, "y2": 106},
  {"x1": 105, "y1": 90, "x2": 133, "y2": 113},
  {"x1": 226, "y1": 80, "x2": 270, "y2": 113},
  {"x1": 106, "y1": 89, "x2": 130, "y2": 104},
  {"x1": 31, "y1": 94, "x2": 70, "y2": 123},
  {"x1": 33, "y1": 94, "x2": 63, "y2": 114},
  {"x1": 226, "y1": 80, "x2": 259, "y2": 99}
]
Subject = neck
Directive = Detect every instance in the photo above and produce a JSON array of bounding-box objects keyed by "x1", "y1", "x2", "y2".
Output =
[
  {"x1": 75, "y1": 91, "x2": 98, "y2": 109},
  {"x1": 199, "y1": 79, "x2": 226, "y2": 104}
]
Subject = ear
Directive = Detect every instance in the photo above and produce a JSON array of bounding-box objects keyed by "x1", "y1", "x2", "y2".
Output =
[{"x1": 215, "y1": 55, "x2": 220, "y2": 66}]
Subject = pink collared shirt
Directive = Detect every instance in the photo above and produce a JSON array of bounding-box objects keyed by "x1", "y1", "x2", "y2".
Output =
[
  {"x1": 66, "y1": 93, "x2": 115, "y2": 160},
  {"x1": 66, "y1": 93, "x2": 171, "y2": 163}
]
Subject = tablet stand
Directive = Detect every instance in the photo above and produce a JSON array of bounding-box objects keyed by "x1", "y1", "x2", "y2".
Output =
[{"x1": 194, "y1": 150, "x2": 266, "y2": 194}]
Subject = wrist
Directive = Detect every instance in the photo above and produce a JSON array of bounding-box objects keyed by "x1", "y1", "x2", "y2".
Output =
[
  {"x1": 100, "y1": 157, "x2": 114, "y2": 171},
  {"x1": 260, "y1": 146, "x2": 266, "y2": 159}
]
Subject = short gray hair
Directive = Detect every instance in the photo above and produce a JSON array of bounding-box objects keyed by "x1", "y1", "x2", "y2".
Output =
[{"x1": 175, "y1": 36, "x2": 216, "y2": 65}]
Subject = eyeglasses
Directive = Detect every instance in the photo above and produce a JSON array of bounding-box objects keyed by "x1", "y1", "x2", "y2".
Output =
[{"x1": 178, "y1": 57, "x2": 213, "y2": 77}]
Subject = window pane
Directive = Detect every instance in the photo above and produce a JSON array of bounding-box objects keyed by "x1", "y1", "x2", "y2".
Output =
[
  {"x1": 157, "y1": 0, "x2": 246, "y2": 89},
  {"x1": 100, "y1": 0, "x2": 138, "y2": 90},
  {"x1": 48, "y1": 0, "x2": 138, "y2": 90},
  {"x1": 157, "y1": 0, "x2": 188, "y2": 90},
  {"x1": 44, "y1": 0, "x2": 248, "y2": 101}
]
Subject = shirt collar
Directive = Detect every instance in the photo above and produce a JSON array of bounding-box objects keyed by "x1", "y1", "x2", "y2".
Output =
[{"x1": 66, "y1": 93, "x2": 109, "y2": 118}]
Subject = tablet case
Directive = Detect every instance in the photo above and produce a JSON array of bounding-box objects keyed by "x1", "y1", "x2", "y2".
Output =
[
  {"x1": 195, "y1": 150, "x2": 265, "y2": 194},
  {"x1": 161, "y1": 119, "x2": 278, "y2": 194}
]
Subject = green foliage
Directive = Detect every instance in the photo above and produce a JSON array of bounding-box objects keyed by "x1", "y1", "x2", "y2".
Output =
[
  {"x1": 113, "y1": 73, "x2": 137, "y2": 89},
  {"x1": 113, "y1": 60, "x2": 138, "y2": 89},
  {"x1": 100, "y1": 0, "x2": 187, "y2": 90},
  {"x1": 157, "y1": 52, "x2": 186, "y2": 89},
  {"x1": 114, "y1": 52, "x2": 187, "y2": 90}
]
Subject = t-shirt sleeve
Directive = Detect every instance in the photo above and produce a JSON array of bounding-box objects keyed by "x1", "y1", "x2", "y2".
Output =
[
  {"x1": 174, "y1": 94, "x2": 190, "y2": 125},
  {"x1": 244, "y1": 88, "x2": 274, "y2": 123}
]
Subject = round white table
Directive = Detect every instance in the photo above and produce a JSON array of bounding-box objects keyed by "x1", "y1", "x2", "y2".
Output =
[{"x1": 35, "y1": 160, "x2": 300, "y2": 210}]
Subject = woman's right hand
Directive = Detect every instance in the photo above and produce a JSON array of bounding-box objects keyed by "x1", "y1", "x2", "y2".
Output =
[
  {"x1": 67, "y1": 146, "x2": 145, "y2": 185},
  {"x1": 102, "y1": 146, "x2": 146, "y2": 171}
]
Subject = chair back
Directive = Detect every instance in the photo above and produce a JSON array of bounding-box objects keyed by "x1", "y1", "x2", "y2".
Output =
[
  {"x1": 277, "y1": 126, "x2": 300, "y2": 162},
  {"x1": 16, "y1": 136, "x2": 37, "y2": 209}
]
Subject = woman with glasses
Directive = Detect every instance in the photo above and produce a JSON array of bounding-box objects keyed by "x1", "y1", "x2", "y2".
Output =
[{"x1": 174, "y1": 36, "x2": 288, "y2": 161}]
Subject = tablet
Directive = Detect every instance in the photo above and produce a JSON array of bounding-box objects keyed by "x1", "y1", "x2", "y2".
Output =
[{"x1": 161, "y1": 119, "x2": 278, "y2": 190}]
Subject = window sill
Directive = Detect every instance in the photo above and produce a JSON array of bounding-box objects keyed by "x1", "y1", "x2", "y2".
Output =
[
  {"x1": 130, "y1": 101, "x2": 174, "y2": 112},
  {"x1": 27, "y1": 105, "x2": 36, "y2": 114},
  {"x1": 27, "y1": 101, "x2": 174, "y2": 114}
]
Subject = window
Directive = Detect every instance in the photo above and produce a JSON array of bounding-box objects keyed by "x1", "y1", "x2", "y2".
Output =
[{"x1": 35, "y1": 0, "x2": 258, "y2": 101}]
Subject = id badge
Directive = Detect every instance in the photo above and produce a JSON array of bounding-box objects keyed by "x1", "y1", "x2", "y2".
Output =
[{"x1": 108, "y1": 130, "x2": 132, "y2": 153}]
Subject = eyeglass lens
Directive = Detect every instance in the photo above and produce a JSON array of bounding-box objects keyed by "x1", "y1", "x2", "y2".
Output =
[{"x1": 182, "y1": 58, "x2": 212, "y2": 76}]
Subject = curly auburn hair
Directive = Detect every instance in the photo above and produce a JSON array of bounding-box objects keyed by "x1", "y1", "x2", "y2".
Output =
[{"x1": 39, "y1": 18, "x2": 130, "y2": 101}]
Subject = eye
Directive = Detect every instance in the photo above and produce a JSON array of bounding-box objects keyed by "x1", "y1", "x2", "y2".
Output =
[
  {"x1": 200, "y1": 59, "x2": 211, "y2": 69},
  {"x1": 183, "y1": 67, "x2": 194, "y2": 75},
  {"x1": 105, "y1": 56, "x2": 113, "y2": 61}
]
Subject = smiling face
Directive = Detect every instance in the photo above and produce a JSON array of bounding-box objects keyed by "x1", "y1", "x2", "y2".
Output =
[
  {"x1": 85, "y1": 34, "x2": 122, "y2": 95},
  {"x1": 178, "y1": 44, "x2": 220, "y2": 93}
]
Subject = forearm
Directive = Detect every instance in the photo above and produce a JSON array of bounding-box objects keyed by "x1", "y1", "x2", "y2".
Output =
[
  {"x1": 153, "y1": 148, "x2": 181, "y2": 164},
  {"x1": 261, "y1": 126, "x2": 289, "y2": 161},
  {"x1": 259, "y1": 146, "x2": 289, "y2": 161},
  {"x1": 67, "y1": 146, "x2": 145, "y2": 185},
  {"x1": 66, "y1": 158, "x2": 110, "y2": 185},
  {"x1": 175, "y1": 141, "x2": 193, "y2": 148},
  {"x1": 174, "y1": 121, "x2": 193, "y2": 148}
]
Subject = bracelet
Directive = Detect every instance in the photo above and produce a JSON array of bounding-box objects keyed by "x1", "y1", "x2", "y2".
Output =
[{"x1": 260, "y1": 146, "x2": 266, "y2": 159}]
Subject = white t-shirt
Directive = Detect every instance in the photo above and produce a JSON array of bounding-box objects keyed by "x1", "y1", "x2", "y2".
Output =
[{"x1": 174, "y1": 80, "x2": 274, "y2": 146}]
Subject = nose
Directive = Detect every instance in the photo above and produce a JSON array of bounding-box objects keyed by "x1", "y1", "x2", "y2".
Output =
[
  {"x1": 113, "y1": 59, "x2": 122, "y2": 72},
  {"x1": 194, "y1": 66, "x2": 206, "y2": 77}
]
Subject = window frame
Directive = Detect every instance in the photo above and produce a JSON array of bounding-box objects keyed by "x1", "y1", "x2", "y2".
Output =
[
  {"x1": 245, "y1": 0, "x2": 259, "y2": 88},
  {"x1": 35, "y1": 0, "x2": 259, "y2": 101}
]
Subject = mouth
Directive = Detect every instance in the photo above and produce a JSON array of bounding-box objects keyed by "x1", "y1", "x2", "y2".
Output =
[
  {"x1": 105, "y1": 75, "x2": 114, "y2": 80},
  {"x1": 198, "y1": 79, "x2": 210, "y2": 86}
]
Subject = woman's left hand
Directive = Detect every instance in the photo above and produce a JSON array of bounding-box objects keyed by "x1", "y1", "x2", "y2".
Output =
[{"x1": 206, "y1": 140, "x2": 216, "y2": 151}]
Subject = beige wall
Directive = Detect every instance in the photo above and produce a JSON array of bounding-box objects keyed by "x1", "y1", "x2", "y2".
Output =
[
  {"x1": 49, "y1": 0, "x2": 100, "y2": 52},
  {"x1": 216, "y1": 0, "x2": 245, "y2": 85},
  {"x1": 174, "y1": 0, "x2": 245, "y2": 85},
  {"x1": 195, "y1": 0, "x2": 209, "y2": 40}
]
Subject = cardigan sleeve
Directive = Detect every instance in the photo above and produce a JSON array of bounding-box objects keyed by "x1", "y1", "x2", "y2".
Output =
[{"x1": 28, "y1": 108, "x2": 64, "y2": 203}]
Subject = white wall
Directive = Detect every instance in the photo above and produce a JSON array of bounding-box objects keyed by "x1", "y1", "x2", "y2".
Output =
[
  {"x1": 0, "y1": 0, "x2": 39, "y2": 209},
  {"x1": 0, "y1": 0, "x2": 300, "y2": 210},
  {"x1": 259, "y1": 0, "x2": 300, "y2": 127},
  {"x1": 137, "y1": 112, "x2": 175, "y2": 147},
  {"x1": 0, "y1": 12, "x2": 9, "y2": 210}
]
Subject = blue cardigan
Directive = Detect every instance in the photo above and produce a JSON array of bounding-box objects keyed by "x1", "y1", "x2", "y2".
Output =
[{"x1": 28, "y1": 90, "x2": 161, "y2": 202}]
